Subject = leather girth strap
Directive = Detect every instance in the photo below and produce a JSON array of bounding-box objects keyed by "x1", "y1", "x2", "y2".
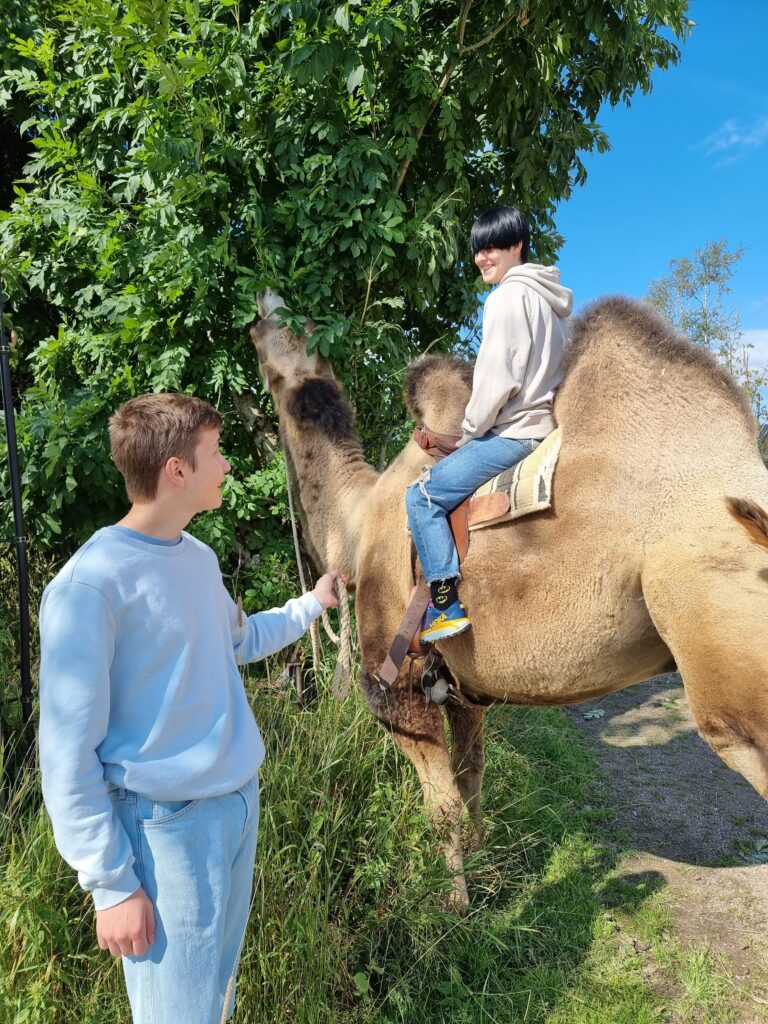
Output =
[
  {"x1": 449, "y1": 500, "x2": 469, "y2": 565},
  {"x1": 376, "y1": 426, "x2": 467, "y2": 687}
]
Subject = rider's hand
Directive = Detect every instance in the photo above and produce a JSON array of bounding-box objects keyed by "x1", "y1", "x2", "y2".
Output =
[
  {"x1": 96, "y1": 886, "x2": 156, "y2": 958},
  {"x1": 312, "y1": 571, "x2": 348, "y2": 610}
]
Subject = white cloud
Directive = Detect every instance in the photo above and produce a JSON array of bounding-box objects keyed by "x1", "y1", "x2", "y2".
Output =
[
  {"x1": 741, "y1": 329, "x2": 768, "y2": 369},
  {"x1": 700, "y1": 115, "x2": 768, "y2": 164}
]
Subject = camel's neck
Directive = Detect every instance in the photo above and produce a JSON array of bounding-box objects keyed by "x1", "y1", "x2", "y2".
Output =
[{"x1": 278, "y1": 377, "x2": 378, "y2": 580}]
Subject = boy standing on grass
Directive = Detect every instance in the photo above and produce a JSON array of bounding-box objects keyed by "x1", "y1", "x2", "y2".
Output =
[{"x1": 38, "y1": 393, "x2": 342, "y2": 1024}]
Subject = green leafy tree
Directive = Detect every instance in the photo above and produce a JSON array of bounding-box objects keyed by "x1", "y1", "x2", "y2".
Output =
[
  {"x1": 647, "y1": 240, "x2": 768, "y2": 449},
  {"x1": 0, "y1": 0, "x2": 692, "y2": 567}
]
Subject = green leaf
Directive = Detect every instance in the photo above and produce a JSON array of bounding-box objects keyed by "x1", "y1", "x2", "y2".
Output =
[
  {"x1": 345, "y1": 63, "x2": 364, "y2": 93},
  {"x1": 334, "y1": 5, "x2": 350, "y2": 31},
  {"x1": 42, "y1": 513, "x2": 62, "y2": 535}
]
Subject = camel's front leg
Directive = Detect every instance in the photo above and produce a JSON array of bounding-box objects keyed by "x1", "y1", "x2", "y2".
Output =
[
  {"x1": 360, "y1": 664, "x2": 469, "y2": 912},
  {"x1": 445, "y1": 702, "x2": 486, "y2": 851}
]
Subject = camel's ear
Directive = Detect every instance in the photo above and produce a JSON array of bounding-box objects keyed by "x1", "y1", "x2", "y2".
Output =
[{"x1": 305, "y1": 318, "x2": 315, "y2": 334}]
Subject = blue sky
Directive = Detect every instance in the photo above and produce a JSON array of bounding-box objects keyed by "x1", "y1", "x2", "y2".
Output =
[{"x1": 555, "y1": 0, "x2": 768, "y2": 368}]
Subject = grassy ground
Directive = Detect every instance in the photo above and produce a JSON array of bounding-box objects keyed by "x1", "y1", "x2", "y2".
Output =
[
  {"x1": 2, "y1": 676, "x2": 743, "y2": 1024},
  {"x1": 0, "y1": 553, "x2": 744, "y2": 1022}
]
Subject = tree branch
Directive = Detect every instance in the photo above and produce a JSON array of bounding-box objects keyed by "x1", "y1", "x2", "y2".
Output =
[
  {"x1": 393, "y1": 0, "x2": 473, "y2": 195},
  {"x1": 394, "y1": 61, "x2": 455, "y2": 194},
  {"x1": 460, "y1": 8, "x2": 522, "y2": 55},
  {"x1": 457, "y1": 0, "x2": 473, "y2": 46}
]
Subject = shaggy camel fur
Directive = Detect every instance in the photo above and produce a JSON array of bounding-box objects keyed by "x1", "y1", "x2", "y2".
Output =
[{"x1": 250, "y1": 290, "x2": 768, "y2": 910}]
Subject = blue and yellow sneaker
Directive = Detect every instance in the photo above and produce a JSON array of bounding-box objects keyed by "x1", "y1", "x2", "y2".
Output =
[{"x1": 419, "y1": 599, "x2": 472, "y2": 644}]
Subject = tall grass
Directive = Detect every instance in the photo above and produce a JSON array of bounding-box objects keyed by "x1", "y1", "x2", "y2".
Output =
[
  {"x1": 1, "y1": 666, "x2": 664, "y2": 1024},
  {"x1": 0, "y1": 556, "x2": 740, "y2": 1022}
]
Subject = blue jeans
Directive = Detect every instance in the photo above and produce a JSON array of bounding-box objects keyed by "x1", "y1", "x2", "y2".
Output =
[
  {"x1": 405, "y1": 432, "x2": 540, "y2": 583},
  {"x1": 108, "y1": 775, "x2": 260, "y2": 1024}
]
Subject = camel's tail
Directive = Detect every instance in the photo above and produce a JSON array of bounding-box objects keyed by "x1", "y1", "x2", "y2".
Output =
[{"x1": 727, "y1": 497, "x2": 768, "y2": 550}]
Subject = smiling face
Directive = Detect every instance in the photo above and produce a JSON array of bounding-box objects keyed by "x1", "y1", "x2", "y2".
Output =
[
  {"x1": 184, "y1": 426, "x2": 231, "y2": 513},
  {"x1": 474, "y1": 241, "x2": 524, "y2": 285}
]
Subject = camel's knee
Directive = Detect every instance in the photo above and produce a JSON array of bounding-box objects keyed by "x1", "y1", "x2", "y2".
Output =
[{"x1": 425, "y1": 794, "x2": 469, "y2": 914}]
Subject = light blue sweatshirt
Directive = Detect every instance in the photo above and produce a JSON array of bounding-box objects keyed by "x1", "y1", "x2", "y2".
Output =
[{"x1": 38, "y1": 525, "x2": 322, "y2": 911}]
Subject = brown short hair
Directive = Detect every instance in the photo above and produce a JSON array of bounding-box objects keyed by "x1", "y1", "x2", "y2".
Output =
[{"x1": 109, "y1": 394, "x2": 222, "y2": 501}]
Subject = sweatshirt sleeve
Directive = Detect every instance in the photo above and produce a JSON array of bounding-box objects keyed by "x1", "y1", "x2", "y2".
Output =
[
  {"x1": 228, "y1": 591, "x2": 323, "y2": 665},
  {"x1": 460, "y1": 286, "x2": 533, "y2": 444},
  {"x1": 38, "y1": 582, "x2": 141, "y2": 911}
]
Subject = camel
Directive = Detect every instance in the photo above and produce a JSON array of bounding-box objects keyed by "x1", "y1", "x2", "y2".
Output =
[{"x1": 250, "y1": 288, "x2": 768, "y2": 910}]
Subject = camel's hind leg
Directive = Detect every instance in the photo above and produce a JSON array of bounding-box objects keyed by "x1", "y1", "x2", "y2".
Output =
[
  {"x1": 360, "y1": 664, "x2": 469, "y2": 911},
  {"x1": 643, "y1": 540, "x2": 768, "y2": 797}
]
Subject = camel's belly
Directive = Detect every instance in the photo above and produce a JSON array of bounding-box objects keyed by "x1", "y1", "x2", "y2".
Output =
[
  {"x1": 443, "y1": 639, "x2": 672, "y2": 704},
  {"x1": 438, "y1": 539, "x2": 672, "y2": 703},
  {"x1": 442, "y1": 628, "x2": 673, "y2": 704}
]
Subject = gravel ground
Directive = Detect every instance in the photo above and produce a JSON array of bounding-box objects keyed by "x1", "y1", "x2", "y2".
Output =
[{"x1": 565, "y1": 673, "x2": 768, "y2": 1021}]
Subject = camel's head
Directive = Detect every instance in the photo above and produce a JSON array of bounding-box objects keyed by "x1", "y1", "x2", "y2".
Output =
[
  {"x1": 250, "y1": 288, "x2": 333, "y2": 398},
  {"x1": 405, "y1": 354, "x2": 474, "y2": 435}
]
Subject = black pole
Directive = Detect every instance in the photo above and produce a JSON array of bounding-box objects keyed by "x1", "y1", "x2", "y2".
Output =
[{"x1": 0, "y1": 278, "x2": 32, "y2": 724}]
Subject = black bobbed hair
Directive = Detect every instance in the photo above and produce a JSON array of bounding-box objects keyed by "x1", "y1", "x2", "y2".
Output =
[{"x1": 470, "y1": 206, "x2": 530, "y2": 262}]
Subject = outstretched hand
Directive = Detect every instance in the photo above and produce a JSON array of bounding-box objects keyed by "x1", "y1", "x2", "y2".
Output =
[
  {"x1": 96, "y1": 886, "x2": 156, "y2": 958},
  {"x1": 312, "y1": 570, "x2": 348, "y2": 610}
]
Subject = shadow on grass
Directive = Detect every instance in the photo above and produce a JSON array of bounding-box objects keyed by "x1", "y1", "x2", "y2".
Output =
[{"x1": 599, "y1": 870, "x2": 667, "y2": 911}]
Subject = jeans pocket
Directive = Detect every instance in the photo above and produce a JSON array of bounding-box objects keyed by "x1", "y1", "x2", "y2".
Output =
[{"x1": 137, "y1": 796, "x2": 199, "y2": 827}]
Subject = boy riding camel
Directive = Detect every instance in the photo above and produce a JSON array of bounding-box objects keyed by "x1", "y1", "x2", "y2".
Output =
[{"x1": 406, "y1": 205, "x2": 573, "y2": 642}]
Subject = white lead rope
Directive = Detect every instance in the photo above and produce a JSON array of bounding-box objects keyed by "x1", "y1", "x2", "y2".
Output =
[{"x1": 329, "y1": 577, "x2": 352, "y2": 701}]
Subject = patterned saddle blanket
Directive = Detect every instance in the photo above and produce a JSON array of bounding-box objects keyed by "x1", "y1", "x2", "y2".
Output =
[{"x1": 467, "y1": 427, "x2": 561, "y2": 531}]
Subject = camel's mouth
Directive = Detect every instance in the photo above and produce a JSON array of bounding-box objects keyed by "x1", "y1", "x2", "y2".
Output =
[{"x1": 257, "y1": 287, "x2": 286, "y2": 320}]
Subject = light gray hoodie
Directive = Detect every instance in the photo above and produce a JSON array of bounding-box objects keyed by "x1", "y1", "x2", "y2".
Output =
[{"x1": 460, "y1": 263, "x2": 573, "y2": 443}]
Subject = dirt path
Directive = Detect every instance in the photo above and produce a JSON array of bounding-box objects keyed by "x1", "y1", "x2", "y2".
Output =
[{"x1": 565, "y1": 673, "x2": 768, "y2": 1022}]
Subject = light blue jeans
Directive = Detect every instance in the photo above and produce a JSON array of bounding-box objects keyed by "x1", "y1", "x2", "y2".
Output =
[
  {"x1": 405, "y1": 432, "x2": 540, "y2": 583},
  {"x1": 108, "y1": 775, "x2": 259, "y2": 1024}
]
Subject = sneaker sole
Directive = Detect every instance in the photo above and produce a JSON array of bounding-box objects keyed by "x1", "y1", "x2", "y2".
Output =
[{"x1": 420, "y1": 618, "x2": 472, "y2": 644}]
